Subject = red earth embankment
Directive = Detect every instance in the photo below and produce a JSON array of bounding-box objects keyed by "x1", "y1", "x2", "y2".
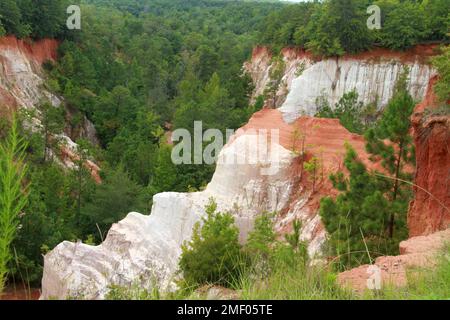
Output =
[{"x1": 408, "y1": 76, "x2": 450, "y2": 236}]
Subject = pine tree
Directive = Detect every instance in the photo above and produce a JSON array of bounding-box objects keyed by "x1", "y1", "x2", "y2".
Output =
[
  {"x1": 320, "y1": 144, "x2": 395, "y2": 269},
  {"x1": 380, "y1": 2, "x2": 426, "y2": 50},
  {"x1": 148, "y1": 142, "x2": 178, "y2": 196},
  {"x1": 40, "y1": 102, "x2": 65, "y2": 163},
  {"x1": 304, "y1": 156, "x2": 321, "y2": 193},
  {"x1": 0, "y1": 116, "x2": 29, "y2": 293},
  {"x1": 81, "y1": 166, "x2": 145, "y2": 241},
  {"x1": 179, "y1": 198, "x2": 242, "y2": 287},
  {"x1": 365, "y1": 68, "x2": 415, "y2": 238}
]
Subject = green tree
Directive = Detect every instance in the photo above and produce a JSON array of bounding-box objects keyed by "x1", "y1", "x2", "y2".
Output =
[
  {"x1": 320, "y1": 144, "x2": 398, "y2": 269},
  {"x1": 365, "y1": 69, "x2": 415, "y2": 238},
  {"x1": 28, "y1": 0, "x2": 66, "y2": 39},
  {"x1": 284, "y1": 219, "x2": 308, "y2": 262},
  {"x1": 93, "y1": 86, "x2": 140, "y2": 146},
  {"x1": 193, "y1": 45, "x2": 220, "y2": 83},
  {"x1": 306, "y1": 0, "x2": 371, "y2": 56},
  {"x1": 40, "y1": 102, "x2": 65, "y2": 162},
  {"x1": 316, "y1": 90, "x2": 365, "y2": 134},
  {"x1": 380, "y1": 2, "x2": 426, "y2": 50},
  {"x1": 11, "y1": 163, "x2": 75, "y2": 285},
  {"x1": 179, "y1": 198, "x2": 243, "y2": 287},
  {"x1": 423, "y1": 0, "x2": 450, "y2": 41},
  {"x1": 0, "y1": 116, "x2": 29, "y2": 292},
  {"x1": 70, "y1": 139, "x2": 94, "y2": 228},
  {"x1": 148, "y1": 142, "x2": 178, "y2": 196},
  {"x1": 81, "y1": 166, "x2": 145, "y2": 241},
  {"x1": 0, "y1": 0, "x2": 30, "y2": 37},
  {"x1": 246, "y1": 212, "x2": 276, "y2": 259},
  {"x1": 304, "y1": 156, "x2": 321, "y2": 193}
]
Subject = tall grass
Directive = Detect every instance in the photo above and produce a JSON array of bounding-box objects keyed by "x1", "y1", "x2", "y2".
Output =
[
  {"x1": 0, "y1": 116, "x2": 29, "y2": 293},
  {"x1": 238, "y1": 245, "x2": 450, "y2": 300},
  {"x1": 236, "y1": 245, "x2": 355, "y2": 300}
]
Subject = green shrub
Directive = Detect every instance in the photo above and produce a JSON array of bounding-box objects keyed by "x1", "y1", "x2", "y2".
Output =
[
  {"x1": 179, "y1": 198, "x2": 245, "y2": 288},
  {"x1": 246, "y1": 212, "x2": 276, "y2": 259}
]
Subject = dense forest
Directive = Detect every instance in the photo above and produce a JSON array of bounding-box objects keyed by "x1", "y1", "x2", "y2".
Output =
[{"x1": 0, "y1": 0, "x2": 448, "y2": 290}]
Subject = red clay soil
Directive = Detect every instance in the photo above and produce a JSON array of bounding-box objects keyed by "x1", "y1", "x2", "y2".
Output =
[
  {"x1": 408, "y1": 77, "x2": 450, "y2": 237},
  {"x1": 60, "y1": 146, "x2": 102, "y2": 184},
  {"x1": 280, "y1": 47, "x2": 315, "y2": 61},
  {"x1": 251, "y1": 46, "x2": 271, "y2": 60},
  {"x1": 0, "y1": 284, "x2": 40, "y2": 300},
  {"x1": 232, "y1": 108, "x2": 379, "y2": 173},
  {"x1": 0, "y1": 36, "x2": 58, "y2": 113},
  {"x1": 413, "y1": 76, "x2": 440, "y2": 113},
  {"x1": 343, "y1": 44, "x2": 439, "y2": 64},
  {"x1": 0, "y1": 36, "x2": 58, "y2": 64},
  {"x1": 338, "y1": 229, "x2": 450, "y2": 294},
  {"x1": 252, "y1": 43, "x2": 439, "y2": 64},
  {"x1": 230, "y1": 108, "x2": 383, "y2": 239},
  {"x1": 0, "y1": 86, "x2": 17, "y2": 117}
]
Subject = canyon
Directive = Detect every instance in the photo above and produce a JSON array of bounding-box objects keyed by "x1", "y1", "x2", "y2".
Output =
[
  {"x1": 37, "y1": 45, "x2": 449, "y2": 299},
  {"x1": 0, "y1": 36, "x2": 446, "y2": 298}
]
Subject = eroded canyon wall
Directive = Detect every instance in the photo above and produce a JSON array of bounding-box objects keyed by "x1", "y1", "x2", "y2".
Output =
[
  {"x1": 408, "y1": 77, "x2": 450, "y2": 237},
  {"x1": 41, "y1": 46, "x2": 437, "y2": 299},
  {"x1": 0, "y1": 36, "x2": 100, "y2": 181},
  {"x1": 245, "y1": 46, "x2": 436, "y2": 122}
]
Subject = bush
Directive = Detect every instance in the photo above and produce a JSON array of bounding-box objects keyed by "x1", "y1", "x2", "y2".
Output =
[
  {"x1": 246, "y1": 212, "x2": 276, "y2": 259},
  {"x1": 179, "y1": 198, "x2": 245, "y2": 288}
]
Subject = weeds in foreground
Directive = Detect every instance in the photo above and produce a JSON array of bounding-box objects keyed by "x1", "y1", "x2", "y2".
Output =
[{"x1": 105, "y1": 244, "x2": 450, "y2": 300}]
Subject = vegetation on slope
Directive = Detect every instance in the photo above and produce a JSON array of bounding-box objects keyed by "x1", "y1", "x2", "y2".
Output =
[{"x1": 0, "y1": 0, "x2": 448, "y2": 295}]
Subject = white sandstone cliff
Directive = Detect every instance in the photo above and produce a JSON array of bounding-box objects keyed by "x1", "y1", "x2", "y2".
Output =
[
  {"x1": 244, "y1": 46, "x2": 434, "y2": 122},
  {"x1": 42, "y1": 132, "x2": 295, "y2": 299},
  {"x1": 40, "y1": 46, "x2": 436, "y2": 299}
]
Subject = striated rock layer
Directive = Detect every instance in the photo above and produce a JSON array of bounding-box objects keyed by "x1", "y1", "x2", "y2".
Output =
[
  {"x1": 244, "y1": 45, "x2": 436, "y2": 122},
  {"x1": 0, "y1": 36, "x2": 100, "y2": 179},
  {"x1": 408, "y1": 77, "x2": 450, "y2": 236},
  {"x1": 0, "y1": 36, "x2": 59, "y2": 113},
  {"x1": 41, "y1": 46, "x2": 436, "y2": 299}
]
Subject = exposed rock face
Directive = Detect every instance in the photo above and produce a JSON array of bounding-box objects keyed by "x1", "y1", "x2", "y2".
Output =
[
  {"x1": 244, "y1": 46, "x2": 435, "y2": 123},
  {"x1": 338, "y1": 229, "x2": 450, "y2": 293},
  {"x1": 0, "y1": 36, "x2": 100, "y2": 178},
  {"x1": 42, "y1": 194, "x2": 207, "y2": 299},
  {"x1": 0, "y1": 36, "x2": 60, "y2": 113},
  {"x1": 408, "y1": 77, "x2": 450, "y2": 237},
  {"x1": 244, "y1": 47, "x2": 314, "y2": 108},
  {"x1": 41, "y1": 46, "x2": 435, "y2": 299},
  {"x1": 41, "y1": 109, "x2": 377, "y2": 299}
]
